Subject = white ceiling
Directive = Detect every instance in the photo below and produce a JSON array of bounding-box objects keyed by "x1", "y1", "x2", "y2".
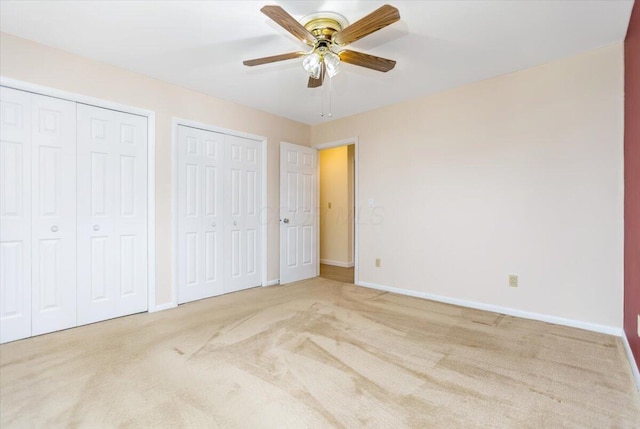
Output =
[{"x1": 0, "y1": 0, "x2": 634, "y2": 125}]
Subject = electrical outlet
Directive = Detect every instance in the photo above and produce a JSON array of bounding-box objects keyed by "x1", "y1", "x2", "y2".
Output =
[
  {"x1": 375, "y1": 258, "x2": 381, "y2": 267},
  {"x1": 509, "y1": 274, "x2": 518, "y2": 288}
]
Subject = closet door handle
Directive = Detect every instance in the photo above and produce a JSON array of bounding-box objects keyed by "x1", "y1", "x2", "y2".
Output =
[
  {"x1": 93, "y1": 225, "x2": 100, "y2": 231},
  {"x1": 50, "y1": 225, "x2": 59, "y2": 232}
]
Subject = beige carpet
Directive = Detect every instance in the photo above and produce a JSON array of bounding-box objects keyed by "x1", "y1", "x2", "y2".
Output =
[{"x1": 1, "y1": 277, "x2": 639, "y2": 428}]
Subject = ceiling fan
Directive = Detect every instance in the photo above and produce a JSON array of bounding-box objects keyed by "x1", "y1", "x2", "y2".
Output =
[{"x1": 243, "y1": 4, "x2": 400, "y2": 88}]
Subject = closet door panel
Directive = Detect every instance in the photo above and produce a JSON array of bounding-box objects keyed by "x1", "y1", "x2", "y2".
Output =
[
  {"x1": 77, "y1": 106, "x2": 116, "y2": 324},
  {"x1": 202, "y1": 131, "x2": 223, "y2": 292},
  {"x1": 77, "y1": 104, "x2": 147, "y2": 325},
  {"x1": 178, "y1": 126, "x2": 202, "y2": 303},
  {"x1": 0, "y1": 87, "x2": 32, "y2": 343},
  {"x1": 31, "y1": 94, "x2": 77, "y2": 336},
  {"x1": 224, "y1": 135, "x2": 261, "y2": 293},
  {"x1": 177, "y1": 126, "x2": 224, "y2": 303},
  {"x1": 113, "y1": 110, "x2": 147, "y2": 317}
]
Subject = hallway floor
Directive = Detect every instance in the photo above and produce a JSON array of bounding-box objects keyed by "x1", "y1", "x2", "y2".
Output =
[{"x1": 319, "y1": 264, "x2": 354, "y2": 283}]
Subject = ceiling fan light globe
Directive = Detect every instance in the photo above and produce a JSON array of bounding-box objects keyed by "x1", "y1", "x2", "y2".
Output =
[
  {"x1": 310, "y1": 64, "x2": 322, "y2": 79},
  {"x1": 303, "y1": 52, "x2": 321, "y2": 72},
  {"x1": 324, "y1": 51, "x2": 340, "y2": 78}
]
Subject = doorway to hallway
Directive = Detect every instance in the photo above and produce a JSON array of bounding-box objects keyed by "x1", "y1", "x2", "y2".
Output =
[{"x1": 318, "y1": 144, "x2": 355, "y2": 284}]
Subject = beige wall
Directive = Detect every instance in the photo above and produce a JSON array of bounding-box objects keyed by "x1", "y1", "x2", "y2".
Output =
[
  {"x1": 312, "y1": 44, "x2": 624, "y2": 328},
  {"x1": 0, "y1": 33, "x2": 311, "y2": 305},
  {"x1": 319, "y1": 146, "x2": 354, "y2": 266}
]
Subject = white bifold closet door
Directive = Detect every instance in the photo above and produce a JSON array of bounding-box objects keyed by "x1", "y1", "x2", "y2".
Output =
[
  {"x1": 0, "y1": 87, "x2": 31, "y2": 342},
  {"x1": 76, "y1": 104, "x2": 148, "y2": 326},
  {"x1": 1, "y1": 88, "x2": 148, "y2": 343},
  {"x1": 177, "y1": 126, "x2": 224, "y2": 303},
  {"x1": 177, "y1": 125, "x2": 261, "y2": 303},
  {"x1": 1, "y1": 87, "x2": 77, "y2": 342},
  {"x1": 31, "y1": 94, "x2": 77, "y2": 335},
  {"x1": 224, "y1": 135, "x2": 261, "y2": 293}
]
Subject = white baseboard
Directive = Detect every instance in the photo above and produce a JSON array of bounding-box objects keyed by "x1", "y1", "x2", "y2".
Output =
[
  {"x1": 149, "y1": 301, "x2": 177, "y2": 313},
  {"x1": 320, "y1": 259, "x2": 354, "y2": 268},
  {"x1": 357, "y1": 281, "x2": 622, "y2": 336},
  {"x1": 263, "y1": 279, "x2": 280, "y2": 287},
  {"x1": 622, "y1": 334, "x2": 640, "y2": 392}
]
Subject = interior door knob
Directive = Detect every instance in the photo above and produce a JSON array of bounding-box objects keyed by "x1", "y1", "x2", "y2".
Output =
[
  {"x1": 283, "y1": 218, "x2": 290, "y2": 224},
  {"x1": 50, "y1": 225, "x2": 59, "y2": 232},
  {"x1": 211, "y1": 222, "x2": 216, "y2": 227},
  {"x1": 233, "y1": 221, "x2": 237, "y2": 226},
  {"x1": 93, "y1": 225, "x2": 100, "y2": 231}
]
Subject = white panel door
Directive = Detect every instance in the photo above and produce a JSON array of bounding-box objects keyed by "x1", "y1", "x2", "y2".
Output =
[
  {"x1": 31, "y1": 94, "x2": 77, "y2": 336},
  {"x1": 224, "y1": 135, "x2": 261, "y2": 293},
  {"x1": 279, "y1": 142, "x2": 317, "y2": 284},
  {"x1": 177, "y1": 126, "x2": 224, "y2": 303},
  {"x1": 77, "y1": 104, "x2": 147, "y2": 325},
  {"x1": 0, "y1": 87, "x2": 32, "y2": 342}
]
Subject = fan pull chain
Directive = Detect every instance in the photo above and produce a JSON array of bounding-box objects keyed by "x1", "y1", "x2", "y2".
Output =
[
  {"x1": 320, "y1": 75, "x2": 325, "y2": 117},
  {"x1": 320, "y1": 75, "x2": 333, "y2": 118},
  {"x1": 328, "y1": 75, "x2": 333, "y2": 117}
]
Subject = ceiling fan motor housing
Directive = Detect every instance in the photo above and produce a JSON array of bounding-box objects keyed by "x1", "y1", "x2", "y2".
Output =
[
  {"x1": 304, "y1": 18, "x2": 341, "y2": 42},
  {"x1": 302, "y1": 12, "x2": 349, "y2": 47}
]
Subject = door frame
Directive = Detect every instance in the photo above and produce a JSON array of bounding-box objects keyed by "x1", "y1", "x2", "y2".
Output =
[
  {"x1": 313, "y1": 137, "x2": 359, "y2": 285},
  {"x1": 0, "y1": 76, "x2": 158, "y2": 311},
  {"x1": 171, "y1": 118, "x2": 268, "y2": 307}
]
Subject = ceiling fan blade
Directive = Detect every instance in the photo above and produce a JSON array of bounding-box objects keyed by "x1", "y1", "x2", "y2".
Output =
[
  {"x1": 261, "y1": 5, "x2": 317, "y2": 46},
  {"x1": 333, "y1": 4, "x2": 400, "y2": 46},
  {"x1": 243, "y1": 51, "x2": 305, "y2": 67},
  {"x1": 307, "y1": 63, "x2": 325, "y2": 88},
  {"x1": 307, "y1": 75, "x2": 323, "y2": 88},
  {"x1": 339, "y1": 50, "x2": 396, "y2": 72}
]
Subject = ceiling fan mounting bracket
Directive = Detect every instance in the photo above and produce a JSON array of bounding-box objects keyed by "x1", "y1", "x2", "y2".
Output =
[{"x1": 301, "y1": 12, "x2": 349, "y2": 43}]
